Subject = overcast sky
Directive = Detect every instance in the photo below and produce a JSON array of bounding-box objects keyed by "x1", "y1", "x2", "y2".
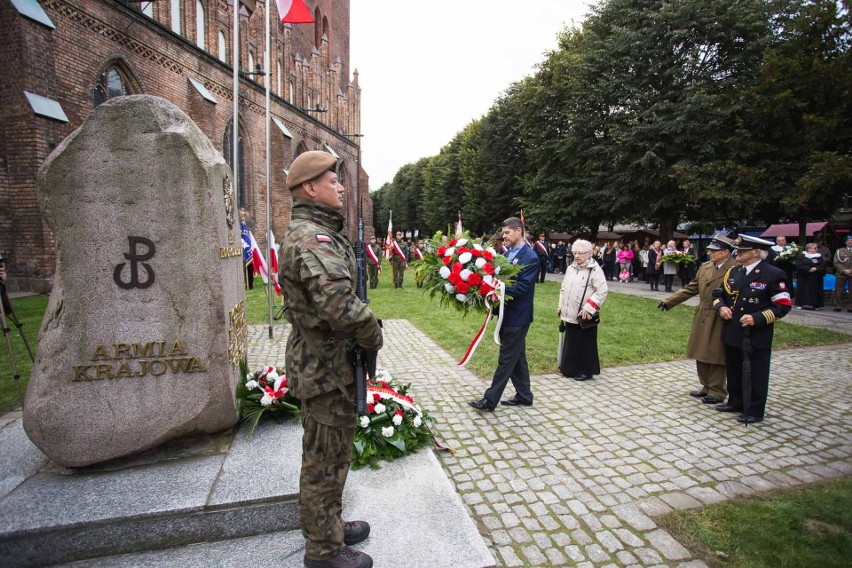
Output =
[{"x1": 349, "y1": 1, "x2": 594, "y2": 191}]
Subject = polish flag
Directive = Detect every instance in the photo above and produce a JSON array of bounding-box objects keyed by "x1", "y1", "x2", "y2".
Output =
[
  {"x1": 250, "y1": 230, "x2": 281, "y2": 295},
  {"x1": 268, "y1": 230, "x2": 282, "y2": 296},
  {"x1": 385, "y1": 211, "x2": 393, "y2": 260},
  {"x1": 276, "y1": 0, "x2": 314, "y2": 24},
  {"x1": 455, "y1": 211, "x2": 463, "y2": 236}
]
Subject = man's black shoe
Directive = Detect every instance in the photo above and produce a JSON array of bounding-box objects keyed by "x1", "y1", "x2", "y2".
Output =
[
  {"x1": 500, "y1": 396, "x2": 532, "y2": 407},
  {"x1": 469, "y1": 398, "x2": 495, "y2": 411},
  {"x1": 304, "y1": 547, "x2": 373, "y2": 568},
  {"x1": 574, "y1": 374, "x2": 589, "y2": 381},
  {"x1": 715, "y1": 404, "x2": 741, "y2": 413},
  {"x1": 689, "y1": 390, "x2": 708, "y2": 398},
  {"x1": 736, "y1": 415, "x2": 763, "y2": 424},
  {"x1": 343, "y1": 520, "x2": 370, "y2": 545},
  {"x1": 701, "y1": 396, "x2": 723, "y2": 405}
]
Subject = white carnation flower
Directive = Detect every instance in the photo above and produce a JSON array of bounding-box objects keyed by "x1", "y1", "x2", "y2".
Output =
[
  {"x1": 486, "y1": 247, "x2": 497, "y2": 255},
  {"x1": 445, "y1": 283, "x2": 455, "y2": 293},
  {"x1": 359, "y1": 415, "x2": 370, "y2": 428},
  {"x1": 495, "y1": 266, "x2": 501, "y2": 274},
  {"x1": 439, "y1": 266, "x2": 451, "y2": 279},
  {"x1": 444, "y1": 247, "x2": 455, "y2": 257},
  {"x1": 392, "y1": 414, "x2": 403, "y2": 426},
  {"x1": 473, "y1": 243, "x2": 483, "y2": 251},
  {"x1": 475, "y1": 258, "x2": 487, "y2": 269},
  {"x1": 381, "y1": 426, "x2": 395, "y2": 438},
  {"x1": 413, "y1": 415, "x2": 422, "y2": 428},
  {"x1": 459, "y1": 268, "x2": 472, "y2": 282},
  {"x1": 456, "y1": 238, "x2": 468, "y2": 247},
  {"x1": 455, "y1": 293, "x2": 468, "y2": 302},
  {"x1": 245, "y1": 373, "x2": 254, "y2": 381},
  {"x1": 483, "y1": 274, "x2": 495, "y2": 285},
  {"x1": 374, "y1": 403, "x2": 386, "y2": 414},
  {"x1": 245, "y1": 380, "x2": 259, "y2": 391},
  {"x1": 260, "y1": 394, "x2": 274, "y2": 406},
  {"x1": 458, "y1": 252, "x2": 472, "y2": 264}
]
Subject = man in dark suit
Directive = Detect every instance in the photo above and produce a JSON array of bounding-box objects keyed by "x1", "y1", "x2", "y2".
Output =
[
  {"x1": 470, "y1": 217, "x2": 539, "y2": 411},
  {"x1": 713, "y1": 235, "x2": 792, "y2": 424}
]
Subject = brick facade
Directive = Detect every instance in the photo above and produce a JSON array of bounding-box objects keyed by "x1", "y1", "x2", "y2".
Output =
[{"x1": 0, "y1": 0, "x2": 373, "y2": 292}]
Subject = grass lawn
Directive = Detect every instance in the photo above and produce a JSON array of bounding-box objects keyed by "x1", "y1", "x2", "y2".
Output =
[
  {"x1": 2, "y1": 273, "x2": 848, "y2": 413},
  {"x1": 245, "y1": 268, "x2": 849, "y2": 380},
  {"x1": 658, "y1": 477, "x2": 852, "y2": 568}
]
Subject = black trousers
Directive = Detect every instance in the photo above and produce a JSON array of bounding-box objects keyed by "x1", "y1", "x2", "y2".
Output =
[
  {"x1": 648, "y1": 273, "x2": 659, "y2": 290},
  {"x1": 724, "y1": 344, "x2": 771, "y2": 419},
  {"x1": 538, "y1": 259, "x2": 548, "y2": 282},
  {"x1": 484, "y1": 324, "x2": 532, "y2": 405}
]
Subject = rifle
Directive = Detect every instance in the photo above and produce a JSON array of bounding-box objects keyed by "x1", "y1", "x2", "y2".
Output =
[{"x1": 353, "y1": 216, "x2": 378, "y2": 415}]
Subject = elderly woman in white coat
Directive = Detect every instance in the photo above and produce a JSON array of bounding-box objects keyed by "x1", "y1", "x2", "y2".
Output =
[{"x1": 557, "y1": 239, "x2": 608, "y2": 381}]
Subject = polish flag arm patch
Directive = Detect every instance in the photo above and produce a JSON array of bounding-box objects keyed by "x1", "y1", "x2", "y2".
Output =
[{"x1": 315, "y1": 234, "x2": 332, "y2": 243}]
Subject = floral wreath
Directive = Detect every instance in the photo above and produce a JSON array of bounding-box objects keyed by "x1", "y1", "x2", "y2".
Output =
[
  {"x1": 235, "y1": 363, "x2": 300, "y2": 437},
  {"x1": 413, "y1": 231, "x2": 523, "y2": 365}
]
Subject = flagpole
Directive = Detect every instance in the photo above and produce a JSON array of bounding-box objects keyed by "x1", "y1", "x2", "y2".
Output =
[
  {"x1": 232, "y1": 2, "x2": 240, "y2": 211},
  {"x1": 264, "y1": 1, "x2": 274, "y2": 340}
]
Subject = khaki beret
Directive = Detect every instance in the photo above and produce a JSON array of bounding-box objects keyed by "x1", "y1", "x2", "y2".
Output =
[{"x1": 286, "y1": 151, "x2": 338, "y2": 191}]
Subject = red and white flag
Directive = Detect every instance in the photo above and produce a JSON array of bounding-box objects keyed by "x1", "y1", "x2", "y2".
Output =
[
  {"x1": 275, "y1": 0, "x2": 314, "y2": 24},
  {"x1": 250, "y1": 231, "x2": 282, "y2": 295},
  {"x1": 385, "y1": 211, "x2": 393, "y2": 260},
  {"x1": 268, "y1": 230, "x2": 282, "y2": 296},
  {"x1": 455, "y1": 212, "x2": 463, "y2": 236},
  {"x1": 413, "y1": 247, "x2": 424, "y2": 261}
]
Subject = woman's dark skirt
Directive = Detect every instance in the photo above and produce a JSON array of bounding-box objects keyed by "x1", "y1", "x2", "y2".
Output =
[{"x1": 559, "y1": 322, "x2": 601, "y2": 377}]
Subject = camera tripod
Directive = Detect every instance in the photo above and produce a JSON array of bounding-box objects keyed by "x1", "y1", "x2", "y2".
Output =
[{"x1": 1, "y1": 281, "x2": 34, "y2": 408}]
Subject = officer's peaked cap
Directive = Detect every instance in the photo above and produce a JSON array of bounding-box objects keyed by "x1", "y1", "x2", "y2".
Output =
[
  {"x1": 706, "y1": 234, "x2": 735, "y2": 251},
  {"x1": 734, "y1": 234, "x2": 774, "y2": 251}
]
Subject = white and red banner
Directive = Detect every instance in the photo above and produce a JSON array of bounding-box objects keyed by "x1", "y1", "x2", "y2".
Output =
[
  {"x1": 366, "y1": 244, "x2": 381, "y2": 272},
  {"x1": 250, "y1": 230, "x2": 282, "y2": 296},
  {"x1": 455, "y1": 212, "x2": 463, "y2": 236},
  {"x1": 391, "y1": 240, "x2": 407, "y2": 264},
  {"x1": 275, "y1": 0, "x2": 314, "y2": 24},
  {"x1": 385, "y1": 212, "x2": 393, "y2": 260}
]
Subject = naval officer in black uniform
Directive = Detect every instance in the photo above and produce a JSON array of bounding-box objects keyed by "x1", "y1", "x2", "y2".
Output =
[{"x1": 712, "y1": 235, "x2": 792, "y2": 424}]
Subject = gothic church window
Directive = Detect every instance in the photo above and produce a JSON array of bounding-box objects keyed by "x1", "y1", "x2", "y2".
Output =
[
  {"x1": 218, "y1": 31, "x2": 227, "y2": 63},
  {"x1": 170, "y1": 0, "x2": 181, "y2": 34},
  {"x1": 92, "y1": 67, "x2": 130, "y2": 108},
  {"x1": 195, "y1": 0, "x2": 206, "y2": 50}
]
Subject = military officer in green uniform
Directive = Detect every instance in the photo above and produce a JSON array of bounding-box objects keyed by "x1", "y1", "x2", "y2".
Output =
[
  {"x1": 658, "y1": 235, "x2": 737, "y2": 405},
  {"x1": 278, "y1": 151, "x2": 383, "y2": 568}
]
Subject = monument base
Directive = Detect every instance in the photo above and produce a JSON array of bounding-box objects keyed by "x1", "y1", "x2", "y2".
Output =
[{"x1": 0, "y1": 415, "x2": 495, "y2": 568}]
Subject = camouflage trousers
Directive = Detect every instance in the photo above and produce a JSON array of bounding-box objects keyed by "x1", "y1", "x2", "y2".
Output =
[
  {"x1": 391, "y1": 261, "x2": 405, "y2": 287},
  {"x1": 367, "y1": 264, "x2": 379, "y2": 289},
  {"x1": 300, "y1": 387, "x2": 356, "y2": 561}
]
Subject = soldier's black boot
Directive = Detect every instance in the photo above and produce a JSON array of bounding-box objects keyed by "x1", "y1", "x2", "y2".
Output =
[
  {"x1": 343, "y1": 520, "x2": 370, "y2": 545},
  {"x1": 304, "y1": 547, "x2": 373, "y2": 568}
]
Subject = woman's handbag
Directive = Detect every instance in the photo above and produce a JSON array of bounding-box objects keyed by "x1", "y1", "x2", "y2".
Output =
[{"x1": 577, "y1": 268, "x2": 600, "y2": 329}]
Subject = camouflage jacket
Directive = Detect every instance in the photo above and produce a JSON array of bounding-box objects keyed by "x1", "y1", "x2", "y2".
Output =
[{"x1": 279, "y1": 199, "x2": 383, "y2": 400}]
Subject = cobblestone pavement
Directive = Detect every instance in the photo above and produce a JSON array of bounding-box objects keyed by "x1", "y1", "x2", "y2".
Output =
[{"x1": 249, "y1": 323, "x2": 852, "y2": 567}]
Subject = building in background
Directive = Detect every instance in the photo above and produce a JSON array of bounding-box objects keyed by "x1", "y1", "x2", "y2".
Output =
[{"x1": 1, "y1": 0, "x2": 372, "y2": 292}]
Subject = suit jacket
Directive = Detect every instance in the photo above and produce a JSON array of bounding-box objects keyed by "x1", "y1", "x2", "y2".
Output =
[
  {"x1": 502, "y1": 244, "x2": 538, "y2": 327},
  {"x1": 713, "y1": 260, "x2": 791, "y2": 350},
  {"x1": 665, "y1": 257, "x2": 736, "y2": 365}
]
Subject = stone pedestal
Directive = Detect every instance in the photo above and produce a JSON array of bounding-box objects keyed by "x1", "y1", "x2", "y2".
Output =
[{"x1": 24, "y1": 95, "x2": 246, "y2": 467}]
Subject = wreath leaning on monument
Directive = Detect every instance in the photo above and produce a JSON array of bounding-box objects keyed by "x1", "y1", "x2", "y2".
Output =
[{"x1": 236, "y1": 364, "x2": 439, "y2": 469}]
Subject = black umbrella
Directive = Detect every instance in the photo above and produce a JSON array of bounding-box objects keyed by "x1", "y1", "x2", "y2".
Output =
[{"x1": 741, "y1": 327, "x2": 753, "y2": 427}]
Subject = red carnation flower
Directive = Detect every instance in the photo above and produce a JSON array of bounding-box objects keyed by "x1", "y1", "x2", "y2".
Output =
[
  {"x1": 367, "y1": 403, "x2": 376, "y2": 414},
  {"x1": 452, "y1": 262, "x2": 464, "y2": 273},
  {"x1": 483, "y1": 251, "x2": 494, "y2": 261},
  {"x1": 471, "y1": 249, "x2": 482, "y2": 257},
  {"x1": 483, "y1": 263, "x2": 495, "y2": 275},
  {"x1": 394, "y1": 409, "x2": 404, "y2": 416},
  {"x1": 437, "y1": 245, "x2": 447, "y2": 256},
  {"x1": 456, "y1": 282, "x2": 470, "y2": 294},
  {"x1": 456, "y1": 246, "x2": 469, "y2": 254},
  {"x1": 372, "y1": 393, "x2": 381, "y2": 403},
  {"x1": 449, "y1": 239, "x2": 457, "y2": 246},
  {"x1": 442, "y1": 256, "x2": 452, "y2": 266},
  {"x1": 382, "y1": 381, "x2": 389, "y2": 388},
  {"x1": 448, "y1": 273, "x2": 461, "y2": 285},
  {"x1": 468, "y1": 273, "x2": 483, "y2": 286}
]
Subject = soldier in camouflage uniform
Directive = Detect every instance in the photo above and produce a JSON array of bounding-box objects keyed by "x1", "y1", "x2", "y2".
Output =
[
  {"x1": 389, "y1": 231, "x2": 407, "y2": 288},
  {"x1": 278, "y1": 151, "x2": 383, "y2": 568},
  {"x1": 366, "y1": 236, "x2": 382, "y2": 289}
]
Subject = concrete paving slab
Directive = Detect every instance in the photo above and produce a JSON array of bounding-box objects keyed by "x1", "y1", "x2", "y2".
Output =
[{"x1": 0, "y1": 418, "x2": 47, "y2": 501}]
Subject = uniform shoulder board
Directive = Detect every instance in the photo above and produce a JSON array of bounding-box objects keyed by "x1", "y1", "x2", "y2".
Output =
[{"x1": 315, "y1": 234, "x2": 332, "y2": 243}]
